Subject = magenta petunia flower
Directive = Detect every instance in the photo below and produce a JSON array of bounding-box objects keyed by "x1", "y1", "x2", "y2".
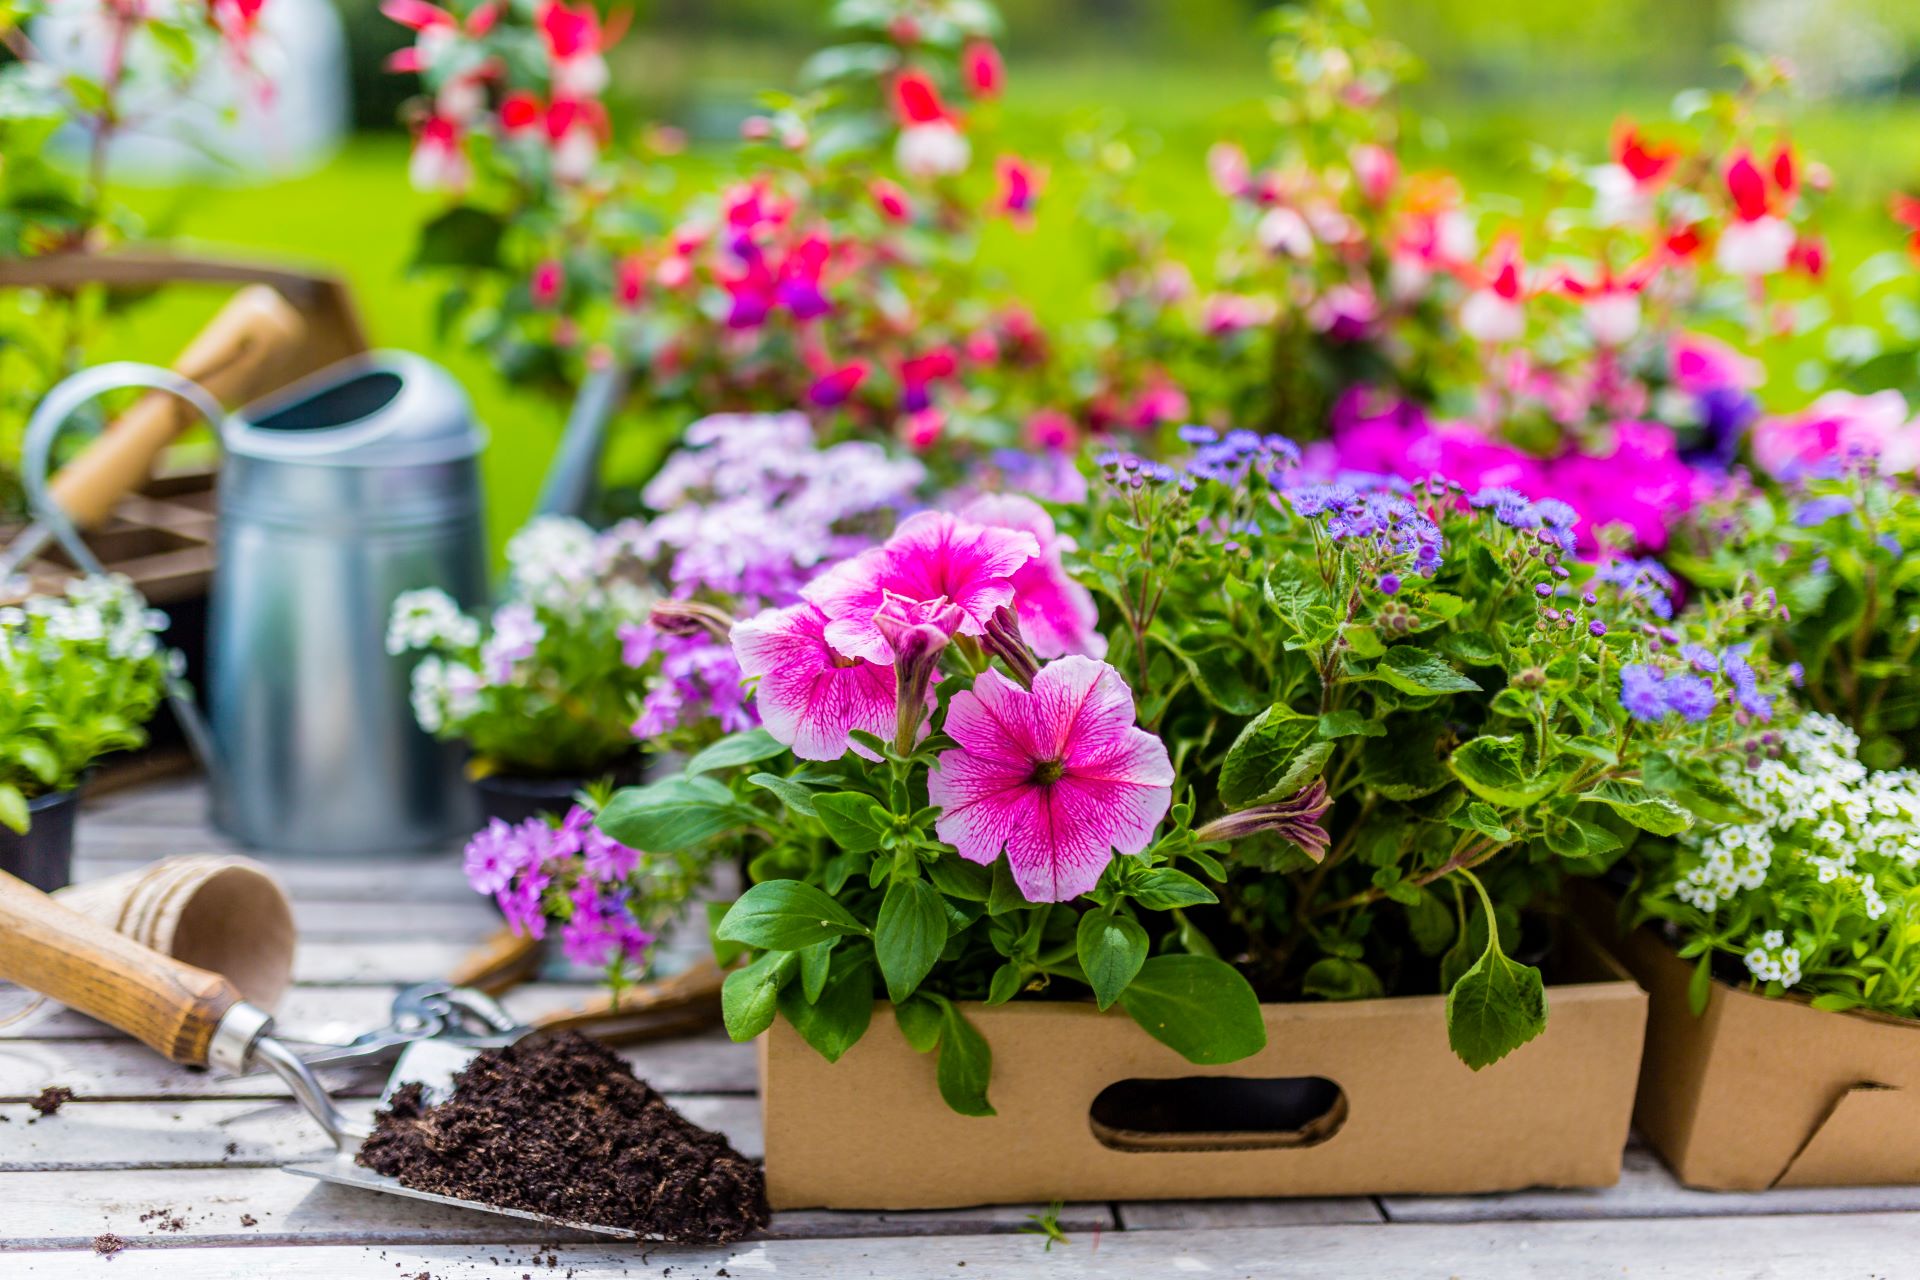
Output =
[
  {"x1": 801, "y1": 511, "x2": 1038, "y2": 665},
  {"x1": 731, "y1": 602, "x2": 900, "y2": 760},
  {"x1": 928, "y1": 657, "x2": 1173, "y2": 903},
  {"x1": 960, "y1": 494, "x2": 1105, "y2": 661}
]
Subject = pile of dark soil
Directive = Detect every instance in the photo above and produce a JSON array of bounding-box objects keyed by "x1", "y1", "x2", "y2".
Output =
[{"x1": 357, "y1": 1032, "x2": 767, "y2": 1244}]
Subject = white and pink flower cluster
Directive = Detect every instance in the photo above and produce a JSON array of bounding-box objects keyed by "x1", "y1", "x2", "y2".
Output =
[{"x1": 731, "y1": 503, "x2": 1173, "y2": 903}]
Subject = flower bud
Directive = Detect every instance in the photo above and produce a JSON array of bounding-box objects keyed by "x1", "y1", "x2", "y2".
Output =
[
  {"x1": 1193, "y1": 780, "x2": 1332, "y2": 862},
  {"x1": 888, "y1": 622, "x2": 948, "y2": 753},
  {"x1": 649, "y1": 599, "x2": 734, "y2": 644},
  {"x1": 981, "y1": 604, "x2": 1040, "y2": 688}
]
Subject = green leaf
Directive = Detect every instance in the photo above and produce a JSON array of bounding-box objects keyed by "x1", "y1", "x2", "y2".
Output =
[
  {"x1": 814, "y1": 791, "x2": 888, "y2": 853},
  {"x1": 986, "y1": 962, "x2": 1022, "y2": 1005},
  {"x1": 1127, "y1": 867, "x2": 1217, "y2": 911},
  {"x1": 1439, "y1": 630, "x2": 1503, "y2": 666},
  {"x1": 685, "y1": 729, "x2": 786, "y2": 775},
  {"x1": 799, "y1": 938, "x2": 837, "y2": 1003},
  {"x1": 1375, "y1": 646, "x2": 1482, "y2": 696},
  {"x1": 721, "y1": 950, "x2": 798, "y2": 1042},
  {"x1": 986, "y1": 857, "x2": 1029, "y2": 915},
  {"x1": 1359, "y1": 713, "x2": 1454, "y2": 801},
  {"x1": 1445, "y1": 947, "x2": 1547, "y2": 1070},
  {"x1": 1117, "y1": 955, "x2": 1267, "y2": 1064},
  {"x1": 1164, "y1": 641, "x2": 1264, "y2": 716},
  {"x1": 1578, "y1": 781, "x2": 1692, "y2": 836},
  {"x1": 894, "y1": 994, "x2": 944, "y2": 1053},
  {"x1": 1077, "y1": 911, "x2": 1148, "y2": 1011},
  {"x1": 1449, "y1": 736, "x2": 1561, "y2": 807},
  {"x1": 598, "y1": 776, "x2": 750, "y2": 852},
  {"x1": 412, "y1": 206, "x2": 506, "y2": 271},
  {"x1": 875, "y1": 879, "x2": 949, "y2": 1002},
  {"x1": 935, "y1": 1002, "x2": 996, "y2": 1117},
  {"x1": 1688, "y1": 952, "x2": 1715, "y2": 1017},
  {"x1": 1317, "y1": 710, "x2": 1384, "y2": 740},
  {"x1": 706, "y1": 901, "x2": 748, "y2": 968},
  {"x1": 749, "y1": 772, "x2": 819, "y2": 817},
  {"x1": 1301, "y1": 956, "x2": 1385, "y2": 1000},
  {"x1": 1404, "y1": 888, "x2": 1456, "y2": 957},
  {"x1": 928, "y1": 856, "x2": 993, "y2": 902},
  {"x1": 0, "y1": 783, "x2": 27, "y2": 835},
  {"x1": 8, "y1": 740, "x2": 60, "y2": 787},
  {"x1": 717, "y1": 880, "x2": 870, "y2": 951},
  {"x1": 1456, "y1": 801, "x2": 1514, "y2": 844},
  {"x1": 1219, "y1": 706, "x2": 1328, "y2": 808},
  {"x1": 778, "y1": 948, "x2": 874, "y2": 1063}
]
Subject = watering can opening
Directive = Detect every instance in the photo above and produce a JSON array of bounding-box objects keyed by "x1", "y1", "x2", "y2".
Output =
[{"x1": 248, "y1": 369, "x2": 404, "y2": 434}]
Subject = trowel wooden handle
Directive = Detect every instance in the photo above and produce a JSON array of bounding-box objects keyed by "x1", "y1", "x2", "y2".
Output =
[
  {"x1": 0, "y1": 867, "x2": 241, "y2": 1066},
  {"x1": 48, "y1": 285, "x2": 307, "y2": 528}
]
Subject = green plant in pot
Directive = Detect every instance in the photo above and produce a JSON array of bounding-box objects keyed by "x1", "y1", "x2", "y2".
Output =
[
  {"x1": 598, "y1": 438, "x2": 1791, "y2": 1114},
  {"x1": 0, "y1": 574, "x2": 172, "y2": 890},
  {"x1": 390, "y1": 515, "x2": 657, "y2": 825}
]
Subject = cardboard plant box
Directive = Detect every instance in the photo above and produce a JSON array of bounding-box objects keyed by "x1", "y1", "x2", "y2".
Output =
[
  {"x1": 759, "y1": 941, "x2": 1647, "y2": 1210},
  {"x1": 1612, "y1": 920, "x2": 1920, "y2": 1191}
]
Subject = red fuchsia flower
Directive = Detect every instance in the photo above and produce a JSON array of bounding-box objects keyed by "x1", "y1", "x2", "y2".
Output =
[
  {"x1": 1349, "y1": 142, "x2": 1398, "y2": 206},
  {"x1": 407, "y1": 115, "x2": 468, "y2": 192},
  {"x1": 614, "y1": 255, "x2": 645, "y2": 309},
  {"x1": 962, "y1": 40, "x2": 1003, "y2": 97},
  {"x1": 1770, "y1": 141, "x2": 1798, "y2": 197},
  {"x1": 928, "y1": 657, "x2": 1174, "y2": 903},
  {"x1": 1893, "y1": 194, "x2": 1920, "y2": 263},
  {"x1": 1664, "y1": 221, "x2": 1705, "y2": 261},
  {"x1": 383, "y1": 0, "x2": 497, "y2": 71},
  {"x1": 1024, "y1": 409, "x2": 1076, "y2": 451},
  {"x1": 1130, "y1": 380, "x2": 1189, "y2": 430},
  {"x1": 1203, "y1": 292, "x2": 1278, "y2": 336},
  {"x1": 891, "y1": 68, "x2": 951, "y2": 127},
  {"x1": 870, "y1": 178, "x2": 913, "y2": 222},
  {"x1": 499, "y1": 89, "x2": 542, "y2": 134},
  {"x1": 1788, "y1": 234, "x2": 1827, "y2": 279},
  {"x1": 530, "y1": 259, "x2": 565, "y2": 307},
  {"x1": 544, "y1": 97, "x2": 606, "y2": 183},
  {"x1": 891, "y1": 68, "x2": 969, "y2": 178},
  {"x1": 898, "y1": 345, "x2": 958, "y2": 412},
  {"x1": 1256, "y1": 205, "x2": 1312, "y2": 259},
  {"x1": 1613, "y1": 121, "x2": 1677, "y2": 186},
  {"x1": 774, "y1": 234, "x2": 833, "y2": 321},
  {"x1": 1459, "y1": 235, "x2": 1528, "y2": 344},
  {"x1": 807, "y1": 360, "x2": 867, "y2": 408},
  {"x1": 995, "y1": 155, "x2": 1042, "y2": 225},
  {"x1": 801, "y1": 511, "x2": 1039, "y2": 665},
  {"x1": 1558, "y1": 261, "x2": 1649, "y2": 347},
  {"x1": 960, "y1": 494, "x2": 1105, "y2": 660},
  {"x1": 901, "y1": 407, "x2": 945, "y2": 451},
  {"x1": 731, "y1": 603, "x2": 903, "y2": 761},
  {"x1": 208, "y1": 0, "x2": 267, "y2": 54},
  {"x1": 537, "y1": 0, "x2": 609, "y2": 99},
  {"x1": 1716, "y1": 149, "x2": 1794, "y2": 277}
]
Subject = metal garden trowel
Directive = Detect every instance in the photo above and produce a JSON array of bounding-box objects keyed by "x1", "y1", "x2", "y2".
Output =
[{"x1": 0, "y1": 869, "x2": 649, "y2": 1240}]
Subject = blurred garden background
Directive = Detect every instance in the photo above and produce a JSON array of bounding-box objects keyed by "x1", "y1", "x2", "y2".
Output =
[{"x1": 40, "y1": 0, "x2": 1920, "y2": 550}]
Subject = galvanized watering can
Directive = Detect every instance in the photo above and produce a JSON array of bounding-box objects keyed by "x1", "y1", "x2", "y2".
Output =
[{"x1": 17, "y1": 354, "x2": 487, "y2": 855}]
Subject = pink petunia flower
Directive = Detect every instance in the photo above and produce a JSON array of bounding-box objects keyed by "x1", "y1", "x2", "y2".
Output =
[
  {"x1": 731, "y1": 603, "x2": 901, "y2": 760},
  {"x1": 959, "y1": 494, "x2": 1105, "y2": 660},
  {"x1": 929, "y1": 657, "x2": 1174, "y2": 903},
  {"x1": 801, "y1": 512, "x2": 1038, "y2": 665},
  {"x1": 1751, "y1": 390, "x2": 1920, "y2": 478}
]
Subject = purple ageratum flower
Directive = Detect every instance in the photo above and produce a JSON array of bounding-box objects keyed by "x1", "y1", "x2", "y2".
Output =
[
  {"x1": 1288, "y1": 483, "x2": 1359, "y2": 517},
  {"x1": 1594, "y1": 558, "x2": 1677, "y2": 621},
  {"x1": 1664, "y1": 674, "x2": 1718, "y2": 723},
  {"x1": 1177, "y1": 424, "x2": 1218, "y2": 445},
  {"x1": 1793, "y1": 495, "x2": 1855, "y2": 528},
  {"x1": 1589, "y1": 621, "x2": 1607, "y2": 637},
  {"x1": 1722, "y1": 650, "x2": 1774, "y2": 719},
  {"x1": 1620, "y1": 665, "x2": 1669, "y2": 722},
  {"x1": 1377, "y1": 573, "x2": 1402, "y2": 595},
  {"x1": 1678, "y1": 643, "x2": 1719, "y2": 673}
]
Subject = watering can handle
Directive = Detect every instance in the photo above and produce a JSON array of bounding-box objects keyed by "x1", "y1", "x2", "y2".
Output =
[{"x1": 0, "y1": 867, "x2": 246, "y2": 1067}]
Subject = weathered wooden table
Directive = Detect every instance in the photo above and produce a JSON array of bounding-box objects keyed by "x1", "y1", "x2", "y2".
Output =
[{"x1": 6, "y1": 779, "x2": 1918, "y2": 1278}]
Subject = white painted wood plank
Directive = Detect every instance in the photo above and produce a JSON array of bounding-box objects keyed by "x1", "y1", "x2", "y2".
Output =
[
  {"x1": 0, "y1": 1028, "x2": 757, "y2": 1099},
  {"x1": 1381, "y1": 1143, "x2": 1920, "y2": 1222},
  {"x1": 290, "y1": 899, "x2": 503, "y2": 940},
  {"x1": 16, "y1": 1215, "x2": 1920, "y2": 1278},
  {"x1": 0, "y1": 1168, "x2": 1110, "y2": 1250},
  {"x1": 1117, "y1": 1197, "x2": 1384, "y2": 1228},
  {"x1": 0, "y1": 1095, "x2": 761, "y2": 1169},
  {"x1": 72, "y1": 848, "x2": 481, "y2": 900}
]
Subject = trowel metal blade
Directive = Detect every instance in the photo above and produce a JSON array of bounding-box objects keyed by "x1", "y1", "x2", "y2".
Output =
[{"x1": 281, "y1": 1155, "x2": 657, "y2": 1241}]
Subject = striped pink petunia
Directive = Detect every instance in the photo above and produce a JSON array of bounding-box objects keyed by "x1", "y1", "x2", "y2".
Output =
[
  {"x1": 730, "y1": 603, "x2": 899, "y2": 761},
  {"x1": 928, "y1": 657, "x2": 1173, "y2": 902}
]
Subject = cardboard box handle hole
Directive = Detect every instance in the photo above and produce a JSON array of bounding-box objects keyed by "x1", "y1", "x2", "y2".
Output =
[{"x1": 1088, "y1": 1076, "x2": 1348, "y2": 1153}]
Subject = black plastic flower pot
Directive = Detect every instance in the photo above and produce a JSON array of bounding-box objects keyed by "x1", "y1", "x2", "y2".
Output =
[
  {"x1": 471, "y1": 759, "x2": 644, "y2": 828},
  {"x1": 0, "y1": 788, "x2": 81, "y2": 892}
]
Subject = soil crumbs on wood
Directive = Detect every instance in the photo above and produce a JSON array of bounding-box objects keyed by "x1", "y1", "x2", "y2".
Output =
[
  {"x1": 30, "y1": 1085, "x2": 72, "y2": 1116},
  {"x1": 357, "y1": 1031, "x2": 767, "y2": 1244},
  {"x1": 91, "y1": 1234, "x2": 126, "y2": 1257}
]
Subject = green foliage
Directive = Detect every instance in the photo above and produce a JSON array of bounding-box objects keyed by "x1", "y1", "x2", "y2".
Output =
[{"x1": 0, "y1": 577, "x2": 172, "y2": 828}]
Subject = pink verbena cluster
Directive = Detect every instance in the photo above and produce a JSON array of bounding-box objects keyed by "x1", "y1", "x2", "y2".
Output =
[{"x1": 463, "y1": 804, "x2": 654, "y2": 974}]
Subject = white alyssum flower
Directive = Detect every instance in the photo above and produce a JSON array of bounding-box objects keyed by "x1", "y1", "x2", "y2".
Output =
[{"x1": 386, "y1": 588, "x2": 479, "y2": 655}]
